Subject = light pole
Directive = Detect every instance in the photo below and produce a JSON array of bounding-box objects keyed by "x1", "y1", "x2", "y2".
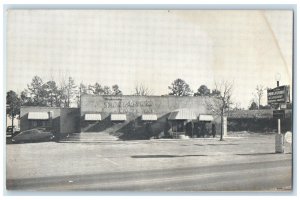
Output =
[{"x1": 275, "y1": 73, "x2": 281, "y2": 87}]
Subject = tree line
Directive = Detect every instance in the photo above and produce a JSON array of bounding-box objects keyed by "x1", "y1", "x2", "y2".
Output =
[
  {"x1": 7, "y1": 76, "x2": 275, "y2": 113},
  {"x1": 5, "y1": 76, "x2": 236, "y2": 141},
  {"x1": 18, "y1": 76, "x2": 123, "y2": 108},
  {"x1": 8, "y1": 77, "x2": 222, "y2": 109}
]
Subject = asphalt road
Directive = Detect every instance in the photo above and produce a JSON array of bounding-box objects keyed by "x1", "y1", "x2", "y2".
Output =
[{"x1": 7, "y1": 158, "x2": 292, "y2": 192}]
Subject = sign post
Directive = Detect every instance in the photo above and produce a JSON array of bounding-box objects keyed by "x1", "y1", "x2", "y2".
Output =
[{"x1": 267, "y1": 80, "x2": 290, "y2": 153}]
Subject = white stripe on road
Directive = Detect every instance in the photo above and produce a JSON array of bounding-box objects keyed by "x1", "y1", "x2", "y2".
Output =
[
  {"x1": 103, "y1": 158, "x2": 120, "y2": 167},
  {"x1": 96, "y1": 155, "x2": 120, "y2": 167}
]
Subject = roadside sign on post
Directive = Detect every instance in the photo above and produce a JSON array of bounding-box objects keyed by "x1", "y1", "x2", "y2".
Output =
[
  {"x1": 273, "y1": 110, "x2": 285, "y2": 119},
  {"x1": 268, "y1": 84, "x2": 290, "y2": 154},
  {"x1": 267, "y1": 85, "x2": 290, "y2": 107}
]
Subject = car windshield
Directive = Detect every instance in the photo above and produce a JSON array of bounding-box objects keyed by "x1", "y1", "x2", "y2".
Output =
[{"x1": 22, "y1": 129, "x2": 40, "y2": 135}]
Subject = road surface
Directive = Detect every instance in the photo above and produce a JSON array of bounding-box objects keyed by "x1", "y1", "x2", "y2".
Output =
[
  {"x1": 6, "y1": 133, "x2": 293, "y2": 192},
  {"x1": 7, "y1": 158, "x2": 292, "y2": 191}
]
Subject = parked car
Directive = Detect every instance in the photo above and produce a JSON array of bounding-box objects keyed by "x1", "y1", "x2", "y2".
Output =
[
  {"x1": 11, "y1": 128, "x2": 55, "y2": 143},
  {"x1": 6, "y1": 126, "x2": 20, "y2": 138}
]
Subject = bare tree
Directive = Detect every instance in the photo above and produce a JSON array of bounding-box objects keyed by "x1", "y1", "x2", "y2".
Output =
[
  {"x1": 134, "y1": 83, "x2": 152, "y2": 96},
  {"x1": 65, "y1": 77, "x2": 77, "y2": 107},
  {"x1": 77, "y1": 82, "x2": 88, "y2": 107},
  {"x1": 58, "y1": 75, "x2": 69, "y2": 108},
  {"x1": 232, "y1": 102, "x2": 242, "y2": 111},
  {"x1": 253, "y1": 85, "x2": 265, "y2": 110},
  {"x1": 206, "y1": 80, "x2": 234, "y2": 141}
]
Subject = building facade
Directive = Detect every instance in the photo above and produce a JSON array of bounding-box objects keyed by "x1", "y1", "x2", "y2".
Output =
[
  {"x1": 20, "y1": 95, "x2": 220, "y2": 140},
  {"x1": 80, "y1": 95, "x2": 220, "y2": 139},
  {"x1": 20, "y1": 106, "x2": 80, "y2": 138}
]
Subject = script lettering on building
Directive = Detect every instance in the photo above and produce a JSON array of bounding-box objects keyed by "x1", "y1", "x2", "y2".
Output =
[
  {"x1": 104, "y1": 100, "x2": 153, "y2": 108},
  {"x1": 103, "y1": 99, "x2": 154, "y2": 114}
]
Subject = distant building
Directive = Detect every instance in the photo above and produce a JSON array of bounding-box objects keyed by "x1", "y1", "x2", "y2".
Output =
[{"x1": 6, "y1": 115, "x2": 20, "y2": 128}]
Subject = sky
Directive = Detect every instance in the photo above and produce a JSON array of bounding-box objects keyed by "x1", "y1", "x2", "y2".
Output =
[{"x1": 6, "y1": 10, "x2": 293, "y2": 108}]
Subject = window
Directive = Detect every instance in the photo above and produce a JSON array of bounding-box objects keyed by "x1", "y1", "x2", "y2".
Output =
[
  {"x1": 31, "y1": 120, "x2": 48, "y2": 128},
  {"x1": 32, "y1": 121, "x2": 38, "y2": 127},
  {"x1": 171, "y1": 121, "x2": 184, "y2": 132}
]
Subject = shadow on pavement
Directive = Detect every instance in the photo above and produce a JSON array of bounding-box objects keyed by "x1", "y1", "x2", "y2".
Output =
[{"x1": 131, "y1": 154, "x2": 207, "y2": 158}]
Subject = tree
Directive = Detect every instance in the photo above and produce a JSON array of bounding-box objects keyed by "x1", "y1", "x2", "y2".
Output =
[
  {"x1": 194, "y1": 85, "x2": 210, "y2": 96},
  {"x1": 206, "y1": 80, "x2": 234, "y2": 141},
  {"x1": 20, "y1": 89, "x2": 33, "y2": 106},
  {"x1": 112, "y1": 84, "x2": 123, "y2": 95},
  {"x1": 134, "y1": 83, "x2": 152, "y2": 96},
  {"x1": 103, "y1": 86, "x2": 112, "y2": 95},
  {"x1": 57, "y1": 85, "x2": 67, "y2": 107},
  {"x1": 249, "y1": 101, "x2": 259, "y2": 110},
  {"x1": 27, "y1": 76, "x2": 47, "y2": 106},
  {"x1": 44, "y1": 81, "x2": 59, "y2": 107},
  {"x1": 77, "y1": 83, "x2": 88, "y2": 107},
  {"x1": 168, "y1": 78, "x2": 193, "y2": 96},
  {"x1": 260, "y1": 104, "x2": 272, "y2": 110},
  {"x1": 65, "y1": 77, "x2": 77, "y2": 107},
  {"x1": 211, "y1": 89, "x2": 221, "y2": 96},
  {"x1": 89, "y1": 82, "x2": 104, "y2": 95},
  {"x1": 232, "y1": 102, "x2": 243, "y2": 111},
  {"x1": 6, "y1": 90, "x2": 21, "y2": 131},
  {"x1": 253, "y1": 85, "x2": 265, "y2": 110}
]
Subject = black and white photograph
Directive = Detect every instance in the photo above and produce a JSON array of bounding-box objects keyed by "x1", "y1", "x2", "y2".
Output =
[{"x1": 4, "y1": 6, "x2": 294, "y2": 193}]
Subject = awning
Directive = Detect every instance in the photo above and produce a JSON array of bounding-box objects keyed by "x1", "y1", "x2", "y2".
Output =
[
  {"x1": 85, "y1": 113, "x2": 101, "y2": 121},
  {"x1": 141, "y1": 114, "x2": 157, "y2": 121},
  {"x1": 199, "y1": 115, "x2": 214, "y2": 121},
  {"x1": 28, "y1": 112, "x2": 49, "y2": 120},
  {"x1": 168, "y1": 109, "x2": 197, "y2": 120},
  {"x1": 111, "y1": 114, "x2": 127, "y2": 121}
]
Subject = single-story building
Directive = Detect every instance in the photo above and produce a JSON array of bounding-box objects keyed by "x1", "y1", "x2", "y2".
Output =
[
  {"x1": 79, "y1": 95, "x2": 220, "y2": 139},
  {"x1": 20, "y1": 106, "x2": 80, "y2": 138},
  {"x1": 20, "y1": 95, "x2": 222, "y2": 140}
]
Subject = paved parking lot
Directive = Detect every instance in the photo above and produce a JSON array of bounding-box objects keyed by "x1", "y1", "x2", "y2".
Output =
[{"x1": 6, "y1": 133, "x2": 292, "y2": 181}]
